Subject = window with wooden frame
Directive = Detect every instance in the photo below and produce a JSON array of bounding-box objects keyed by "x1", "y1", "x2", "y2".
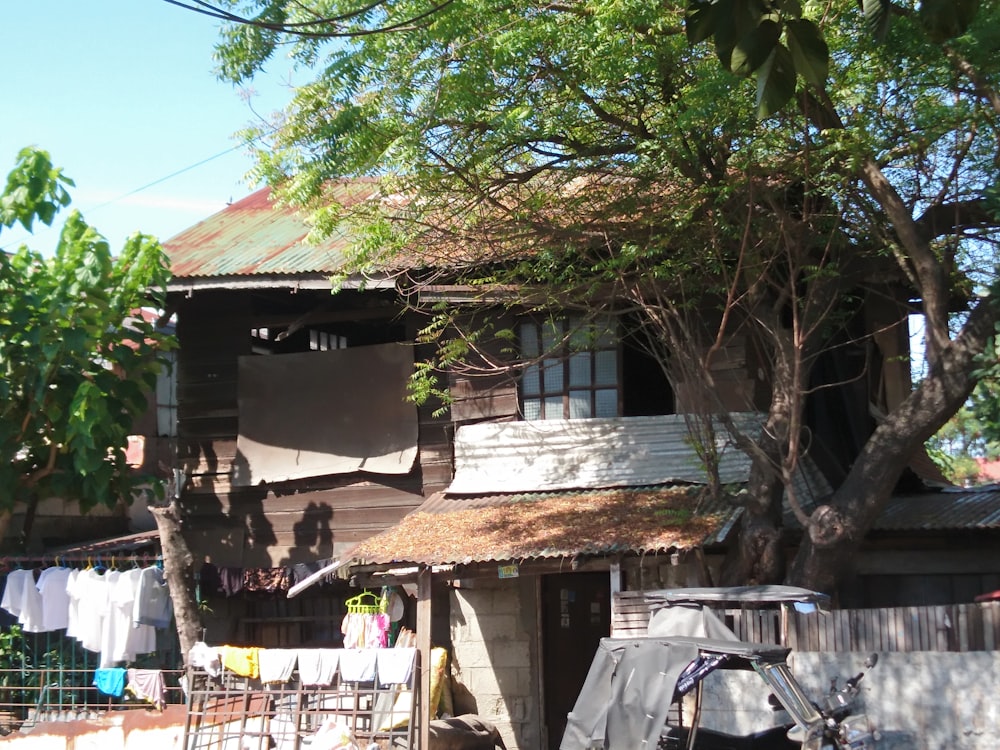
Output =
[{"x1": 519, "y1": 316, "x2": 619, "y2": 420}]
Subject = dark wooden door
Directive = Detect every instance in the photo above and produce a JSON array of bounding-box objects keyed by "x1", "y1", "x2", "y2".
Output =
[{"x1": 541, "y1": 572, "x2": 611, "y2": 750}]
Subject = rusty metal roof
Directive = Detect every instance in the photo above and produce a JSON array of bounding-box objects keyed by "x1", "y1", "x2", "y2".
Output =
[
  {"x1": 349, "y1": 486, "x2": 730, "y2": 566},
  {"x1": 162, "y1": 182, "x2": 379, "y2": 280}
]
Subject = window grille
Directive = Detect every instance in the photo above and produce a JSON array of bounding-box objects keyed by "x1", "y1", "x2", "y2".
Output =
[{"x1": 520, "y1": 316, "x2": 620, "y2": 420}]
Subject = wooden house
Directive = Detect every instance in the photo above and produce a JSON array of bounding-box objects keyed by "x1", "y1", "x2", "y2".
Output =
[{"x1": 160, "y1": 185, "x2": 999, "y2": 750}]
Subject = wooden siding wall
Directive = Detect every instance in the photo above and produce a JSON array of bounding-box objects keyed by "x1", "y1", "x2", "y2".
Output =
[
  {"x1": 411, "y1": 319, "x2": 458, "y2": 494},
  {"x1": 173, "y1": 290, "x2": 427, "y2": 568},
  {"x1": 613, "y1": 591, "x2": 1000, "y2": 652}
]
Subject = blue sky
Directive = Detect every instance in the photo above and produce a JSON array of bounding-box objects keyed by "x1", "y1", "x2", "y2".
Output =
[{"x1": 1, "y1": 0, "x2": 298, "y2": 254}]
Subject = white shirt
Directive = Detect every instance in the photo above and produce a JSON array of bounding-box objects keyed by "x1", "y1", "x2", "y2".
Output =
[
  {"x1": 0, "y1": 569, "x2": 46, "y2": 633},
  {"x1": 110, "y1": 568, "x2": 156, "y2": 663},
  {"x1": 70, "y1": 568, "x2": 109, "y2": 652},
  {"x1": 36, "y1": 566, "x2": 71, "y2": 632},
  {"x1": 64, "y1": 569, "x2": 81, "y2": 639}
]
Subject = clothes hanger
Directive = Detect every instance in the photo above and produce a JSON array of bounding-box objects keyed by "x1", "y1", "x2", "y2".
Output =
[{"x1": 344, "y1": 590, "x2": 387, "y2": 615}]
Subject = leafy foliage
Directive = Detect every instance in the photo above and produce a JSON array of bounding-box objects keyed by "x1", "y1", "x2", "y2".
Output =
[{"x1": 0, "y1": 148, "x2": 175, "y2": 518}]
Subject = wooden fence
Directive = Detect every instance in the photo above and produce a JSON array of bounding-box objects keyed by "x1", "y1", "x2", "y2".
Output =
[{"x1": 613, "y1": 591, "x2": 1000, "y2": 652}]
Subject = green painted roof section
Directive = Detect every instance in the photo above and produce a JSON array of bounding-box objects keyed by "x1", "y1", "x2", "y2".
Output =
[{"x1": 163, "y1": 182, "x2": 378, "y2": 279}]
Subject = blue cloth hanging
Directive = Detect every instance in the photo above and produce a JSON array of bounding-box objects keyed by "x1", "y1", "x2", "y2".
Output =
[{"x1": 93, "y1": 667, "x2": 127, "y2": 698}]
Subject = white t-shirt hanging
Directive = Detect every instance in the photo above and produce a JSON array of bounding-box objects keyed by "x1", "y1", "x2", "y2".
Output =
[
  {"x1": 1, "y1": 569, "x2": 46, "y2": 633},
  {"x1": 112, "y1": 568, "x2": 156, "y2": 661},
  {"x1": 97, "y1": 570, "x2": 126, "y2": 667},
  {"x1": 71, "y1": 568, "x2": 109, "y2": 652},
  {"x1": 64, "y1": 569, "x2": 81, "y2": 640},
  {"x1": 1, "y1": 570, "x2": 25, "y2": 618},
  {"x1": 36, "y1": 567, "x2": 71, "y2": 632}
]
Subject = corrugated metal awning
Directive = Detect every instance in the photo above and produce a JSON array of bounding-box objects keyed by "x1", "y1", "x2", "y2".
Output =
[
  {"x1": 448, "y1": 413, "x2": 831, "y2": 504},
  {"x1": 870, "y1": 486, "x2": 1000, "y2": 531},
  {"x1": 348, "y1": 486, "x2": 729, "y2": 567}
]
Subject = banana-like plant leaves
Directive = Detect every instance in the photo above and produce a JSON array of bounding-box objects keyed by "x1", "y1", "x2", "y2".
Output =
[
  {"x1": 919, "y1": 0, "x2": 981, "y2": 42},
  {"x1": 785, "y1": 18, "x2": 828, "y2": 89},
  {"x1": 756, "y1": 43, "x2": 797, "y2": 117},
  {"x1": 731, "y1": 19, "x2": 782, "y2": 77}
]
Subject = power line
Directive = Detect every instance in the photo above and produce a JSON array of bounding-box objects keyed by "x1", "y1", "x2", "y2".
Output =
[
  {"x1": 0, "y1": 143, "x2": 252, "y2": 252},
  {"x1": 158, "y1": 0, "x2": 457, "y2": 38},
  {"x1": 84, "y1": 142, "x2": 246, "y2": 215}
]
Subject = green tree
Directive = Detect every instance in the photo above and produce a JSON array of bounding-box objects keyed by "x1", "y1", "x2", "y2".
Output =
[
  {"x1": 928, "y1": 334, "x2": 1000, "y2": 484},
  {"x1": 0, "y1": 147, "x2": 175, "y2": 547},
  {"x1": 211, "y1": 0, "x2": 1000, "y2": 592}
]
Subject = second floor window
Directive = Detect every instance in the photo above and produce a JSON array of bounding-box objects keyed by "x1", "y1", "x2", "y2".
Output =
[{"x1": 520, "y1": 316, "x2": 619, "y2": 420}]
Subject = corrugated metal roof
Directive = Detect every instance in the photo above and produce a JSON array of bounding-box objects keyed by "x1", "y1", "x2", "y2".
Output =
[
  {"x1": 350, "y1": 486, "x2": 729, "y2": 566},
  {"x1": 448, "y1": 414, "x2": 831, "y2": 505},
  {"x1": 345, "y1": 480, "x2": 1000, "y2": 572},
  {"x1": 47, "y1": 529, "x2": 162, "y2": 555},
  {"x1": 162, "y1": 182, "x2": 379, "y2": 280},
  {"x1": 871, "y1": 487, "x2": 1000, "y2": 531}
]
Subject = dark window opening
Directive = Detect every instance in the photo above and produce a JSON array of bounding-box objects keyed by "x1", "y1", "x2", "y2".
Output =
[{"x1": 621, "y1": 340, "x2": 674, "y2": 417}]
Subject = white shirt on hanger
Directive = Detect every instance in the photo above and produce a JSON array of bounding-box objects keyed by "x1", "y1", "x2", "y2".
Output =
[
  {"x1": 70, "y1": 568, "x2": 108, "y2": 652},
  {"x1": 64, "y1": 569, "x2": 81, "y2": 640},
  {"x1": 1, "y1": 569, "x2": 46, "y2": 633},
  {"x1": 36, "y1": 566, "x2": 71, "y2": 632}
]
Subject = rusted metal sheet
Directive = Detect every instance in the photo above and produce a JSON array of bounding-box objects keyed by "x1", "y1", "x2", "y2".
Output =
[
  {"x1": 163, "y1": 183, "x2": 378, "y2": 280},
  {"x1": 350, "y1": 486, "x2": 729, "y2": 566}
]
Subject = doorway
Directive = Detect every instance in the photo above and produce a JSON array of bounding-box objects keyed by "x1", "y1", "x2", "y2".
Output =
[{"x1": 541, "y1": 572, "x2": 611, "y2": 750}]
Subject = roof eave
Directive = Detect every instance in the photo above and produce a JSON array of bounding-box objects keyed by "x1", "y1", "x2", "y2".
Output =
[{"x1": 166, "y1": 272, "x2": 397, "y2": 294}]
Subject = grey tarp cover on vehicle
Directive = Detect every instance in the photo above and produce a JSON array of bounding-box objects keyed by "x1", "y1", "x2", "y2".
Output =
[
  {"x1": 646, "y1": 603, "x2": 740, "y2": 640},
  {"x1": 560, "y1": 601, "x2": 739, "y2": 750},
  {"x1": 560, "y1": 636, "x2": 794, "y2": 750},
  {"x1": 560, "y1": 637, "x2": 700, "y2": 750}
]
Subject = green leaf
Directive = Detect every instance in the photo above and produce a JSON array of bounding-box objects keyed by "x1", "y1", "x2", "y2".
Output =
[
  {"x1": 919, "y1": 0, "x2": 980, "y2": 43},
  {"x1": 685, "y1": 1, "x2": 722, "y2": 45},
  {"x1": 756, "y1": 43, "x2": 797, "y2": 117},
  {"x1": 776, "y1": 0, "x2": 803, "y2": 19},
  {"x1": 862, "y1": 0, "x2": 892, "y2": 41},
  {"x1": 731, "y1": 19, "x2": 782, "y2": 77},
  {"x1": 713, "y1": 0, "x2": 758, "y2": 71},
  {"x1": 785, "y1": 19, "x2": 828, "y2": 88}
]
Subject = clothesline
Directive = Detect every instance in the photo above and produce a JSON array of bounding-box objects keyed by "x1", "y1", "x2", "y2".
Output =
[{"x1": 0, "y1": 554, "x2": 164, "y2": 571}]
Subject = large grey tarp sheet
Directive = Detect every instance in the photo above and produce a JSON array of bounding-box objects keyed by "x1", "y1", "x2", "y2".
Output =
[{"x1": 235, "y1": 343, "x2": 417, "y2": 484}]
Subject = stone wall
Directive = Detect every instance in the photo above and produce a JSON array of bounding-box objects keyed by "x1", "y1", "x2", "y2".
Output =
[
  {"x1": 448, "y1": 577, "x2": 541, "y2": 750},
  {"x1": 694, "y1": 651, "x2": 1000, "y2": 750}
]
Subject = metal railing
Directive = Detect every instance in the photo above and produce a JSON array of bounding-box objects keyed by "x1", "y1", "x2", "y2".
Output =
[{"x1": 0, "y1": 624, "x2": 183, "y2": 731}]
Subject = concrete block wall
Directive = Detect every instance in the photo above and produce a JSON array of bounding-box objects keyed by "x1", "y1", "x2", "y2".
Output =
[
  {"x1": 790, "y1": 651, "x2": 1000, "y2": 750},
  {"x1": 448, "y1": 577, "x2": 541, "y2": 750},
  {"x1": 693, "y1": 651, "x2": 1000, "y2": 750}
]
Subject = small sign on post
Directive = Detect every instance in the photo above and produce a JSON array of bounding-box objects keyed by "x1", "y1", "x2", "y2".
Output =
[{"x1": 498, "y1": 563, "x2": 519, "y2": 579}]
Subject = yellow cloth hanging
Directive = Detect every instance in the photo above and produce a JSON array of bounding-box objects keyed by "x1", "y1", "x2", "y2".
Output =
[{"x1": 219, "y1": 645, "x2": 261, "y2": 678}]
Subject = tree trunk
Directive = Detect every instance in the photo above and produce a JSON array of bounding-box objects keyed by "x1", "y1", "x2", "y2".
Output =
[
  {"x1": 719, "y1": 316, "x2": 804, "y2": 586},
  {"x1": 0, "y1": 511, "x2": 12, "y2": 551},
  {"x1": 787, "y1": 299, "x2": 1000, "y2": 591},
  {"x1": 151, "y1": 500, "x2": 203, "y2": 665}
]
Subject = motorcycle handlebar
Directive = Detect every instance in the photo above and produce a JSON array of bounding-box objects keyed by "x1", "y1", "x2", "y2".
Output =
[{"x1": 845, "y1": 672, "x2": 865, "y2": 688}]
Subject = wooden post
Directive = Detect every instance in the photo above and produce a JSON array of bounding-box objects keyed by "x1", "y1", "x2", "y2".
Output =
[
  {"x1": 609, "y1": 561, "x2": 622, "y2": 636},
  {"x1": 417, "y1": 565, "x2": 433, "y2": 750}
]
